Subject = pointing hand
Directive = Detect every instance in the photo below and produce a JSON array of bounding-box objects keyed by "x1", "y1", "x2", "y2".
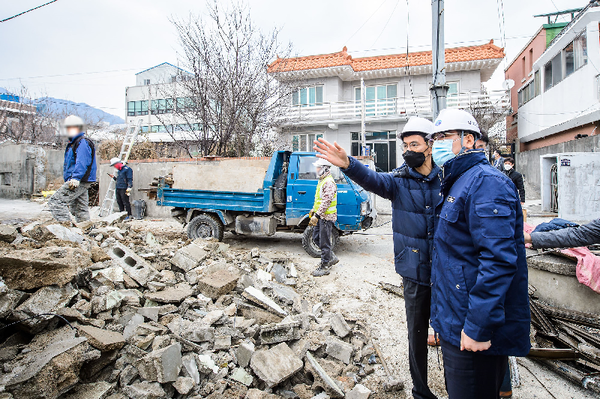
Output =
[{"x1": 313, "y1": 138, "x2": 350, "y2": 169}]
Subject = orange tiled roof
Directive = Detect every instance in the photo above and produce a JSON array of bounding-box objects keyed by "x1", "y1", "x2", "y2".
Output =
[{"x1": 268, "y1": 41, "x2": 504, "y2": 73}]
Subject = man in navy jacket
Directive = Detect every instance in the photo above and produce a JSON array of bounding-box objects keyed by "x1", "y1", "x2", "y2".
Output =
[
  {"x1": 110, "y1": 157, "x2": 134, "y2": 218},
  {"x1": 314, "y1": 117, "x2": 441, "y2": 399},
  {"x1": 49, "y1": 115, "x2": 97, "y2": 223},
  {"x1": 429, "y1": 109, "x2": 530, "y2": 399}
]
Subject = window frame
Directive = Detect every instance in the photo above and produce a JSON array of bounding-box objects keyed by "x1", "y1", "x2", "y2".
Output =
[
  {"x1": 292, "y1": 85, "x2": 324, "y2": 107},
  {"x1": 291, "y1": 133, "x2": 324, "y2": 152}
]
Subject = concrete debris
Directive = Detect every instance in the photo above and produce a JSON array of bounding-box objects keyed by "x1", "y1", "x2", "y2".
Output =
[
  {"x1": 326, "y1": 336, "x2": 354, "y2": 364},
  {"x1": 329, "y1": 313, "x2": 352, "y2": 338},
  {"x1": 46, "y1": 224, "x2": 84, "y2": 243},
  {"x1": 171, "y1": 242, "x2": 209, "y2": 271},
  {"x1": 144, "y1": 283, "x2": 193, "y2": 303},
  {"x1": 305, "y1": 351, "x2": 345, "y2": 398},
  {"x1": 197, "y1": 269, "x2": 239, "y2": 299},
  {"x1": 173, "y1": 376, "x2": 195, "y2": 395},
  {"x1": 76, "y1": 324, "x2": 126, "y2": 352},
  {"x1": 122, "y1": 381, "x2": 166, "y2": 399},
  {"x1": 0, "y1": 224, "x2": 17, "y2": 243},
  {"x1": 231, "y1": 367, "x2": 254, "y2": 386},
  {"x1": 62, "y1": 381, "x2": 112, "y2": 399},
  {"x1": 11, "y1": 284, "x2": 78, "y2": 333},
  {"x1": 250, "y1": 343, "x2": 303, "y2": 388},
  {"x1": 108, "y1": 242, "x2": 157, "y2": 287},
  {"x1": 243, "y1": 286, "x2": 288, "y2": 317},
  {"x1": 236, "y1": 341, "x2": 255, "y2": 368},
  {"x1": 346, "y1": 384, "x2": 372, "y2": 399},
  {"x1": 136, "y1": 343, "x2": 182, "y2": 383},
  {"x1": 260, "y1": 320, "x2": 302, "y2": 344}
]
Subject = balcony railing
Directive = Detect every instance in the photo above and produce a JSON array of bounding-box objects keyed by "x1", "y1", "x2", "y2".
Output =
[{"x1": 281, "y1": 90, "x2": 509, "y2": 123}]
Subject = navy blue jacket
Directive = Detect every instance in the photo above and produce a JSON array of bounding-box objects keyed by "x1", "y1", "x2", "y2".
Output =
[
  {"x1": 63, "y1": 133, "x2": 97, "y2": 183},
  {"x1": 116, "y1": 165, "x2": 133, "y2": 189},
  {"x1": 430, "y1": 151, "x2": 530, "y2": 356},
  {"x1": 343, "y1": 156, "x2": 441, "y2": 285}
]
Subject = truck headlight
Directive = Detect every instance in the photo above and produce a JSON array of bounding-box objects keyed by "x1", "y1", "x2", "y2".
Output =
[{"x1": 360, "y1": 201, "x2": 370, "y2": 215}]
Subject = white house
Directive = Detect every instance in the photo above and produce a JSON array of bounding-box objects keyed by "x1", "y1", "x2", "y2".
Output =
[{"x1": 268, "y1": 42, "x2": 507, "y2": 171}]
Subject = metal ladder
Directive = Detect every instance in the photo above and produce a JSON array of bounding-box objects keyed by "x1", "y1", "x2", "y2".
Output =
[{"x1": 98, "y1": 119, "x2": 142, "y2": 217}]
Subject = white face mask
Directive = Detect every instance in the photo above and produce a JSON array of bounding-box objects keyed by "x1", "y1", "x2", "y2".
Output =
[{"x1": 504, "y1": 164, "x2": 513, "y2": 171}]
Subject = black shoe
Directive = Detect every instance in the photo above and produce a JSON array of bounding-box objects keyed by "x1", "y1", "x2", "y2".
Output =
[
  {"x1": 327, "y1": 253, "x2": 339, "y2": 267},
  {"x1": 312, "y1": 264, "x2": 331, "y2": 277}
]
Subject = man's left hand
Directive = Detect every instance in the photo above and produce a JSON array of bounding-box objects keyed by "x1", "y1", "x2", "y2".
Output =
[
  {"x1": 309, "y1": 216, "x2": 318, "y2": 226},
  {"x1": 460, "y1": 330, "x2": 491, "y2": 352},
  {"x1": 68, "y1": 179, "x2": 80, "y2": 190},
  {"x1": 126, "y1": 188, "x2": 132, "y2": 196}
]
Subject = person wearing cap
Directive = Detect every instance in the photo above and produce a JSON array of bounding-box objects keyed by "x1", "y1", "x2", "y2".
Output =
[
  {"x1": 110, "y1": 157, "x2": 134, "y2": 219},
  {"x1": 314, "y1": 117, "x2": 441, "y2": 399},
  {"x1": 429, "y1": 109, "x2": 530, "y2": 399},
  {"x1": 48, "y1": 115, "x2": 97, "y2": 223},
  {"x1": 310, "y1": 158, "x2": 339, "y2": 277}
]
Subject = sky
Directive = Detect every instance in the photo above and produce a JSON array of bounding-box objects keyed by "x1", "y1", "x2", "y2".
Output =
[{"x1": 0, "y1": 0, "x2": 583, "y2": 120}]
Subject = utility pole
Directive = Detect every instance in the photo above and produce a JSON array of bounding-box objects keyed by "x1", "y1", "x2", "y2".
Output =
[
  {"x1": 360, "y1": 78, "x2": 367, "y2": 156},
  {"x1": 430, "y1": 0, "x2": 448, "y2": 119}
]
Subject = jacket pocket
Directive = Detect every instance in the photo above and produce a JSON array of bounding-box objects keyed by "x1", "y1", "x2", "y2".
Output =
[
  {"x1": 448, "y1": 264, "x2": 469, "y2": 319},
  {"x1": 394, "y1": 247, "x2": 420, "y2": 281},
  {"x1": 474, "y1": 201, "x2": 514, "y2": 239}
]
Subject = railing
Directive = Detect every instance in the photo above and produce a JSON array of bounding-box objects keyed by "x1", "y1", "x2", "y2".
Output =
[{"x1": 281, "y1": 90, "x2": 510, "y2": 123}]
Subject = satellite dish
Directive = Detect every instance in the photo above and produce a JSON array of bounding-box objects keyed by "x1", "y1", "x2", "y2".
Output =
[{"x1": 502, "y1": 79, "x2": 515, "y2": 90}]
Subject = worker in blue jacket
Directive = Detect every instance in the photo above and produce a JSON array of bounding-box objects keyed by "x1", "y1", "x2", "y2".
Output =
[
  {"x1": 110, "y1": 157, "x2": 134, "y2": 219},
  {"x1": 314, "y1": 117, "x2": 441, "y2": 399},
  {"x1": 48, "y1": 115, "x2": 97, "y2": 222},
  {"x1": 429, "y1": 109, "x2": 530, "y2": 399}
]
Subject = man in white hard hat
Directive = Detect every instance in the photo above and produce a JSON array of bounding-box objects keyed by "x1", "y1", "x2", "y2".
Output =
[
  {"x1": 109, "y1": 157, "x2": 133, "y2": 219},
  {"x1": 309, "y1": 158, "x2": 339, "y2": 277},
  {"x1": 428, "y1": 109, "x2": 529, "y2": 399},
  {"x1": 314, "y1": 117, "x2": 441, "y2": 399},
  {"x1": 48, "y1": 115, "x2": 97, "y2": 223}
]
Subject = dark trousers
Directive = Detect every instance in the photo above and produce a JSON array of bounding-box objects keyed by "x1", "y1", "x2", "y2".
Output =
[
  {"x1": 500, "y1": 363, "x2": 512, "y2": 392},
  {"x1": 116, "y1": 188, "x2": 132, "y2": 216},
  {"x1": 313, "y1": 219, "x2": 332, "y2": 264},
  {"x1": 403, "y1": 278, "x2": 437, "y2": 399},
  {"x1": 441, "y1": 340, "x2": 508, "y2": 399}
]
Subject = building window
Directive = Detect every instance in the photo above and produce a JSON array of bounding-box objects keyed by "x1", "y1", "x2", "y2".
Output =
[
  {"x1": 565, "y1": 31, "x2": 587, "y2": 77},
  {"x1": 143, "y1": 79, "x2": 151, "y2": 85},
  {"x1": 127, "y1": 101, "x2": 135, "y2": 116},
  {"x1": 544, "y1": 53, "x2": 563, "y2": 91},
  {"x1": 355, "y1": 84, "x2": 398, "y2": 116},
  {"x1": 292, "y1": 86, "x2": 324, "y2": 107},
  {"x1": 518, "y1": 74, "x2": 538, "y2": 107},
  {"x1": 291, "y1": 133, "x2": 323, "y2": 152},
  {"x1": 534, "y1": 70, "x2": 541, "y2": 96},
  {"x1": 177, "y1": 97, "x2": 194, "y2": 111},
  {"x1": 140, "y1": 100, "x2": 148, "y2": 115},
  {"x1": 141, "y1": 126, "x2": 149, "y2": 133}
]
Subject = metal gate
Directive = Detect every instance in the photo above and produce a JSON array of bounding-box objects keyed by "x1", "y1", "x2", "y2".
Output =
[{"x1": 550, "y1": 163, "x2": 559, "y2": 213}]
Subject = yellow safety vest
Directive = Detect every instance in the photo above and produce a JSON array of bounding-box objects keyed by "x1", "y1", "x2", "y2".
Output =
[{"x1": 313, "y1": 175, "x2": 337, "y2": 214}]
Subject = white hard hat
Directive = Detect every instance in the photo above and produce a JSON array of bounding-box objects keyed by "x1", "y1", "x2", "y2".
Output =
[
  {"x1": 313, "y1": 158, "x2": 332, "y2": 167},
  {"x1": 432, "y1": 109, "x2": 480, "y2": 137},
  {"x1": 63, "y1": 115, "x2": 85, "y2": 128},
  {"x1": 110, "y1": 157, "x2": 122, "y2": 166},
  {"x1": 401, "y1": 117, "x2": 434, "y2": 138}
]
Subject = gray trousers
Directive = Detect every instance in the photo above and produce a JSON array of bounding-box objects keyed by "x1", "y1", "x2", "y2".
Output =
[
  {"x1": 313, "y1": 219, "x2": 333, "y2": 265},
  {"x1": 48, "y1": 181, "x2": 92, "y2": 222}
]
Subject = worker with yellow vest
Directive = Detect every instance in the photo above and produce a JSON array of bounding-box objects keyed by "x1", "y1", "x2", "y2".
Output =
[{"x1": 309, "y1": 158, "x2": 339, "y2": 277}]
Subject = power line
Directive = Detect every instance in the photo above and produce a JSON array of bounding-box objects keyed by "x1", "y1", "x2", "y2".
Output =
[
  {"x1": 371, "y1": 0, "x2": 401, "y2": 47},
  {"x1": 0, "y1": 67, "x2": 141, "y2": 82},
  {"x1": 0, "y1": 0, "x2": 58, "y2": 23},
  {"x1": 345, "y1": 0, "x2": 391, "y2": 45}
]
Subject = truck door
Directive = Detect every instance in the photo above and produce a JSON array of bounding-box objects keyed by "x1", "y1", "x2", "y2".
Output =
[{"x1": 286, "y1": 153, "x2": 361, "y2": 230}]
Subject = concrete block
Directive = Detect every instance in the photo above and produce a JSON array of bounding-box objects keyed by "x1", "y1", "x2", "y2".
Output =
[
  {"x1": 236, "y1": 341, "x2": 255, "y2": 368},
  {"x1": 136, "y1": 343, "x2": 182, "y2": 383},
  {"x1": 11, "y1": 284, "x2": 78, "y2": 333},
  {"x1": 269, "y1": 282, "x2": 300, "y2": 306},
  {"x1": 231, "y1": 368, "x2": 253, "y2": 386},
  {"x1": 243, "y1": 286, "x2": 288, "y2": 317},
  {"x1": 346, "y1": 384, "x2": 371, "y2": 399},
  {"x1": 77, "y1": 324, "x2": 125, "y2": 352},
  {"x1": 108, "y1": 242, "x2": 157, "y2": 287},
  {"x1": 62, "y1": 381, "x2": 112, "y2": 399},
  {"x1": 250, "y1": 343, "x2": 303, "y2": 388},
  {"x1": 0, "y1": 288, "x2": 26, "y2": 319},
  {"x1": 260, "y1": 321, "x2": 302, "y2": 345},
  {"x1": 214, "y1": 335, "x2": 232, "y2": 351},
  {"x1": 144, "y1": 283, "x2": 193, "y2": 304},
  {"x1": 326, "y1": 336, "x2": 353, "y2": 364},
  {"x1": 0, "y1": 246, "x2": 91, "y2": 290},
  {"x1": 46, "y1": 224, "x2": 84, "y2": 243},
  {"x1": 329, "y1": 313, "x2": 351, "y2": 338},
  {"x1": 182, "y1": 353, "x2": 200, "y2": 384},
  {"x1": 305, "y1": 351, "x2": 345, "y2": 398},
  {"x1": 198, "y1": 270, "x2": 239, "y2": 299},
  {"x1": 123, "y1": 313, "x2": 145, "y2": 340},
  {"x1": 122, "y1": 381, "x2": 166, "y2": 399},
  {"x1": 167, "y1": 317, "x2": 215, "y2": 343},
  {"x1": 171, "y1": 242, "x2": 209, "y2": 271},
  {"x1": 203, "y1": 309, "x2": 226, "y2": 325},
  {"x1": 137, "y1": 306, "x2": 160, "y2": 322},
  {"x1": 0, "y1": 225, "x2": 17, "y2": 243},
  {"x1": 173, "y1": 376, "x2": 195, "y2": 395},
  {"x1": 102, "y1": 211, "x2": 127, "y2": 225}
]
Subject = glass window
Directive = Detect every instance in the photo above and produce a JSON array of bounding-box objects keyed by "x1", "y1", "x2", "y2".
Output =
[
  {"x1": 300, "y1": 88, "x2": 307, "y2": 105},
  {"x1": 574, "y1": 32, "x2": 588, "y2": 70},
  {"x1": 292, "y1": 135, "x2": 299, "y2": 151},
  {"x1": 534, "y1": 70, "x2": 541, "y2": 96},
  {"x1": 166, "y1": 98, "x2": 174, "y2": 112},
  {"x1": 351, "y1": 142, "x2": 359, "y2": 156},
  {"x1": 151, "y1": 125, "x2": 159, "y2": 133},
  {"x1": 387, "y1": 84, "x2": 397, "y2": 98},
  {"x1": 127, "y1": 101, "x2": 135, "y2": 116},
  {"x1": 151, "y1": 100, "x2": 158, "y2": 115},
  {"x1": 297, "y1": 156, "x2": 345, "y2": 182},
  {"x1": 300, "y1": 135, "x2": 307, "y2": 151},
  {"x1": 565, "y1": 42, "x2": 575, "y2": 77},
  {"x1": 544, "y1": 61, "x2": 553, "y2": 91},
  {"x1": 315, "y1": 86, "x2": 323, "y2": 104},
  {"x1": 551, "y1": 53, "x2": 562, "y2": 87},
  {"x1": 292, "y1": 85, "x2": 323, "y2": 107},
  {"x1": 351, "y1": 132, "x2": 359, "y2": 141},
  {"x1": 140, "y1": 100, "x2": 148, "y2": 115},
  {"x1": 292, "y1": 91, "x2": 299, "y2": 106},
  {"x1": 141, "y1": 126, "x2": 149, "y2": 133}
]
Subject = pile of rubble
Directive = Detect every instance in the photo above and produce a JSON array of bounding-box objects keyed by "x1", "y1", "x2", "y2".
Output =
[{"x1": 0, "y1": 215, "x2": 402, "y2": 399}]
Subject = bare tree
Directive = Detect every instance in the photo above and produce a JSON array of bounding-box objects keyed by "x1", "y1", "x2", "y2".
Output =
[
  {"x1": 466, "y1": 86, "x2": 511, "y2": 154},
  {"x1": 155, "y1": 1, "x2": 299, "y2": 157}
]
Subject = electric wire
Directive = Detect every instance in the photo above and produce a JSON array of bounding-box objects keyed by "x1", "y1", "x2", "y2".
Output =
[
  {"x1": 0, "y1": 0, "x2": 58, "y2": 23},
  {"x1": 371, "y1": 0, "x2": 401, "y2": 48},
  {"x1": 345, "y1": 0, "x2": 391, "y2": 45},
  {"x1": 404, "y1": 0, "x2": 417, "y2": 115}
]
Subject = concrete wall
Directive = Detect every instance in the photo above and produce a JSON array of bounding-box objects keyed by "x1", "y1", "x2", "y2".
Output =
[
  {"x1": 516, "y1": 134, "x2": 600, "y2": 196},
  {"x1": 0, "y1": 143, "x2": 64, "y2": 199}
]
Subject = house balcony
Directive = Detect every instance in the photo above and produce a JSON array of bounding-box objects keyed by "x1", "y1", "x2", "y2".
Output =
[{"x1": 280, "y1": 90, "x2": 510, "y2": 126}]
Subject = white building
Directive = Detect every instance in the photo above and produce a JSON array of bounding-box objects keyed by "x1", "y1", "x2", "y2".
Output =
[{"x1": 268, "y1": 42, "x2": 508, "y2": 171}]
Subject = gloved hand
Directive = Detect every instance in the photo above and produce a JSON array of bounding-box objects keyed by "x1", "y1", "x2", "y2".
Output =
[
  {"x1": 126, "y1": 188, "x2": 132, "y2": 196},
  {"x1": 68, "y1": 179, "x2": 80, "y2": 190},
  {"x1": 309, "y1": 216, "x2": 319, "y2": 227},
  {"x1": 309, "y1": 210, "x2": 314, "y2": 218}
]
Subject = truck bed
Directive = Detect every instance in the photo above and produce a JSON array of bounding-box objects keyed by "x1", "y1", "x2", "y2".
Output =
[{"x1": 158, "y1": 187, "x2": 270, "y2": 213}]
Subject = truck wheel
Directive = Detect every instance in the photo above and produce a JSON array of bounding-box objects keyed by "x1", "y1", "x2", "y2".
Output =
[
  {"x1": 302, "y1": 225, "x2": 339, "y2": 258},
  {"x1": 187, "y1": 213, "x2": 224, "y2": 241}
]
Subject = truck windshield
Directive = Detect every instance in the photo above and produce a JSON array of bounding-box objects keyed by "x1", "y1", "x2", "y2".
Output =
[{"x1": 297, "y1": 156, "x2": 346, "y2": 184}]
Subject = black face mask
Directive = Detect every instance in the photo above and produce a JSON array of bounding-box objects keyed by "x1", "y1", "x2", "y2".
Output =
[{"x1": 403, "y1": 150, "x2": 427, "y2": 169}]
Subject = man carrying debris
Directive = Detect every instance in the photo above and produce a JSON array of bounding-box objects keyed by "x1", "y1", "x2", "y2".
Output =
[
  {"x1": 48, "y1": 115, "x2": 97, "y2": 223},
  {"x1": 314, "y1": 117, "x2": 441, "y2": 399},
  {"x1": 110, "y1": 157, "x2": 133, "y2": 219},
  {"x1": 310, "y1": 158, "x2": 339, "y2": 277},
  {"x1": 428, "y1": 109, "x2": 530, "y2": 399}
]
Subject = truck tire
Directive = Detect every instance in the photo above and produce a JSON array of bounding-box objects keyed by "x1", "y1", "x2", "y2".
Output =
[
  {"x1": 273, "y1": 172, "x2": 287, "y2": 209},
  {"x1": 187, "y1": 213, "x2": 224, "y2": 241},
  {"x1": 302, "y1": 225, "x2": 339, "y2": 258}
]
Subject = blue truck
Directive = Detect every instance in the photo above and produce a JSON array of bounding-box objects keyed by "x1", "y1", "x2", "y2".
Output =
[{"x1": 157, "y1": 151, "x2": 376, "y2": 257}]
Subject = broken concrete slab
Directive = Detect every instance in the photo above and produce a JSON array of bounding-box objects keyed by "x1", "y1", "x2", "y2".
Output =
[
  {"x1": 167, "y1": 317, "x2": 215, "y2": 343},
  {"x1": 137, "y1": 306, "x2": 160, "y2": 322},
  {"x1": 329, "y1": 313, "x2": 351, "y2": 338},
  {"x1": 243, "y1": 286, "x2": 288, "y2": 317},
  {"x1": 260, "y1": 320, "x2": 302, "y2": 345},
  {"x1": 213, "y1": 335, "x2": 232, "y2": 351},
  {"x1": 11, "y1": 284, "x2": 78, "y2": 333},
  {"x1": 144, "y1": 283, "x2": 193, "y2": 304},
  {"x1": 122, "y1": 381, "x2": 166, "y2": 399},
  {"x1": 305, "y1": 352, "x2": 345, "y2": 398},
  {"x1": 46, "y1": 224, "x2": 84, "y2": 243},
  {"x1": 102, "y1": 211, "x2": 128, "y2": 226},
  {"x1": 0, "y1": 288, "x2": 26, "y2": 319},
  {"x1": 0, "y1": 247, "x2": 91, "y2": 290},
  {"x1": 197, "y1": 353, "x2": 219, "y2": 374},
  {"x1": 173, "y1": 376, "x2": 195, "y2": 395},
  {"x1": 136, "y1": 343, "x2": 182, "y2": 383},
  {"x1": 76, "y1": 324, "x2": 126, "y2": 352},
  {"x1": 346, "y1": 384, "x2": 371, "y2": 399},
  {"x1": 326, "y1": 336, "x2": 353, "y2": 364},
  {"x1": 182, "y1": 353, "x2": 201, "y2": 384},
  {"x1": 123, "y1": 313, "x2": 145, "y2": 340},
  {"x1": 90, "y1": 245, "x2": 111, "y2": 263},
  {"x1": 250, "y1": 343, "x2": 303, "y2": 388},
  {"x1": 269, "y1": 282, "x2": 300, "y2": 306},
  {"x1": 171, "y1": 242, "x2": 209, "y2": 271},
  {"x1": 108, "y1": 242, "x2": 157, "y2": 287},
  {"x1": 198, "y1": 269, "x2": 239, "y2": 299},
  {"x1": 0, "y1": 224, "x2": 17, "y2": 243},
  {"x1": 231, "y1": 368, "x2": 254, "y2": 386},
  {"x1": 236, "y1": 341, "x2": 255, "y2": 368},
  {"x1": 63, "y1": 381, "x2": 112, "y2": 399}
]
